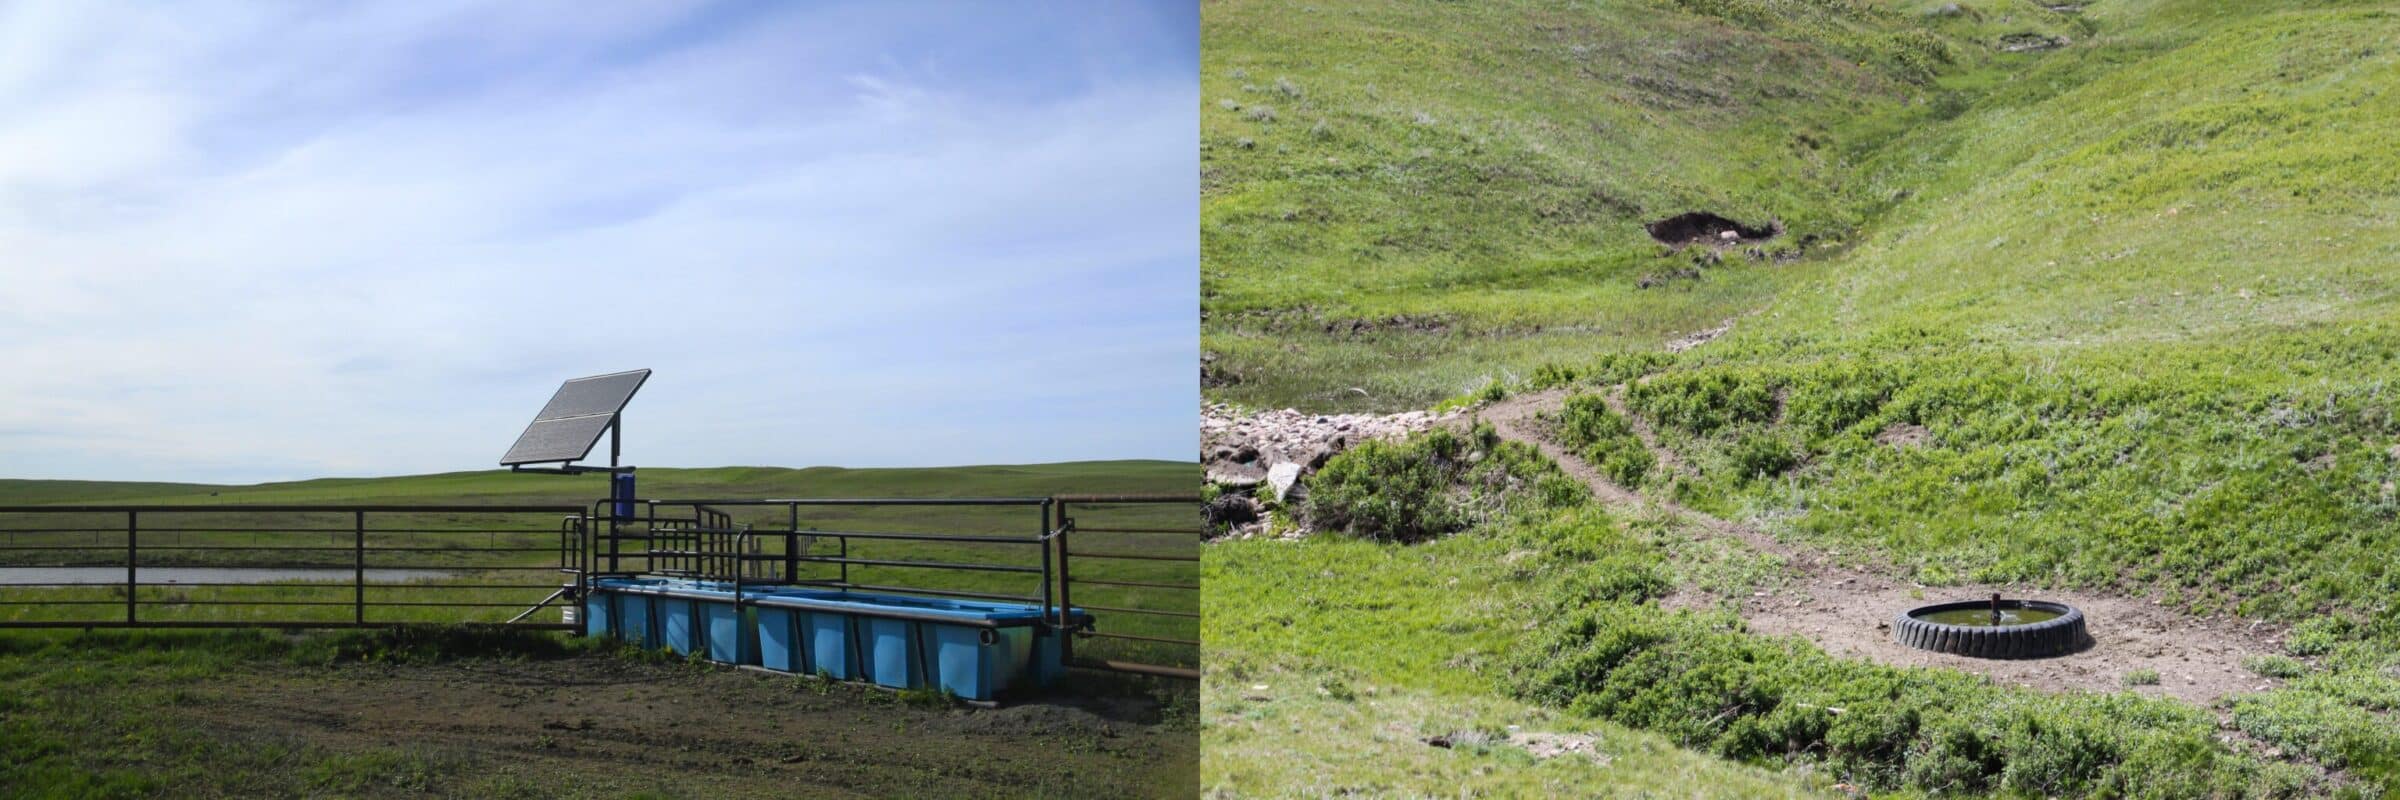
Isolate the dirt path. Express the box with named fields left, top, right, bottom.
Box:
left=1601, top=384, right=1689, bottom=481
left=1471, top=389, right=2288, bottom=707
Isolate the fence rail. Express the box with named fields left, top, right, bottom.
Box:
left=1054, top=495, right=1200, bottom=680
left=0, top=505, right=586, bottom=630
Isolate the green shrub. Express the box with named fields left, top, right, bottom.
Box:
left=1547, top=551, right=1670, bottom=610
left=1587, top=436, right=1656, bottom=487
left=1782, top=358, right=1903, bottom=439
left=2245, top=654, right=2310, bottom=680
left=2229, top=691, right=2399, bottom=770
left=1729, top=432, right=1799, bottom=481
left=1628, top=370, right=1778, bottom=435
left=1478, top=378, right=1508, bottom=403
left=1433, top=377, right=1510, bottom=412
left=1583, top=352, right=1673, bottom=386
left=2283, top=616, right=2352, bottom=657
left=1304, top=437, right=1460, bottom=542
left=1554, top=394, right=1656, bottom=486
left=2124, top=669, right=2161, bottom=687
left=1506, top=603, right=2308, bottom=797
left=1528, top=362, right=1580, bottom=390
left=1902, top=715, right=2000, bottom=794
left=1303, top=425, right=1583, bottom=542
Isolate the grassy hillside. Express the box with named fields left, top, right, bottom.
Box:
left=1201, top=0, right=2080, bottom=409
left=1565, top=8, right=2400, bottom=778
left=1206, top=508, right=1840, bottom=798
left=1205, top=0, right=2400, bottom=795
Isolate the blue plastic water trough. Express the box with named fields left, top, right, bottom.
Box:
left=582, top=577, right=1088, bottom=701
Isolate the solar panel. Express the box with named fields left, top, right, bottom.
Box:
left=500, top=415, right=618, bottom=465
left=532, top=369, right=649, bottom=421
left=500, top=369, right=650, bottom=466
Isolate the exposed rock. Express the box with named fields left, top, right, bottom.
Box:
left=1202, top=402, right=1457, bottom=538
left=1205, top=467, right=1263, bottom=488
left=1667, top=318, right=1736, bottom=353
left=2000, top=33, right=2070, bottom=53
left=1511, top=731, right=1609, bottom=763
left=1265, top=462, right=1305, bottom=503
left=1202, top=403, right=1450, bottom=479
left=1203, top=493, right=1261, bottom=528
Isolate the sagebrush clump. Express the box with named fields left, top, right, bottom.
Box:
left=1506, top=602, right=2317, bottom=797
left=1303, top=425, right=1583, bottom=542
left=1553, top=394, right=1655, bottom=487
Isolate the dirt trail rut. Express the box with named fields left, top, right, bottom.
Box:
left=1470, top=389, right=2287, bottom=707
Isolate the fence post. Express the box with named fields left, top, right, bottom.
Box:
left=125, top=511, right=137, bottom=625
left=578, top=513, right=592, bottom=598
left=1056, top=502, right=1075, bottom=664
left=606, top=502, right=621, bottom=574
left=786, top=503, right=799, bottom=584
left=1038, top=500, right=1055, bottom=630
left=354, top=511, right=366, bottom=624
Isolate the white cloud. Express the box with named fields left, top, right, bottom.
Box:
left=0, top=2, right=1196, bottom=482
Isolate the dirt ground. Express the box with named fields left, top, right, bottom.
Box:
left=176, top=654, right=1197, bottom=799
left=1474, top=389, right=2285, bottom=707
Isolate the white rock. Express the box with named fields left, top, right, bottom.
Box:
left=1266, top=462, right=1305, bottom=503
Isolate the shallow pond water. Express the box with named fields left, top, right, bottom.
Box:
left=1916, top=606, right=2066, bottom=627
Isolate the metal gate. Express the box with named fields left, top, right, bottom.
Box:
left=1052, top=494, right=1200, bottom=680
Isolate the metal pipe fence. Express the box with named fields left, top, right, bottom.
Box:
left=0, top=505, right=586, bottom=629
left=1054, top=495, right=1200, bottom=680
left=0, top=493, right=1202, bottom=680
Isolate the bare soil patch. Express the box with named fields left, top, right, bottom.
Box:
left=1475, top=390, right=2287, bottom=707
left=171, top=654, right=1195, bottom=799
left=2000, top=33, right=2071, bottom=53
left=1666, top=319, right=1738, bottom=354
left=1875, top=422, right=1932, bottom=448
left=1645, top=212, right=1780, bottom=247
left=1321, top=314, right=1452, bottom=337
left=1511, top=731, right=1609, bottom=763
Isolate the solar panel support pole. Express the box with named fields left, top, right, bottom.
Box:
left=607, top=416, right=621, bottom=574
left=497, top=369, right=648, bottom=577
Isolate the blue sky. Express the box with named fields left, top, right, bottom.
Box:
left=0, top=1, right=1197, bottom=483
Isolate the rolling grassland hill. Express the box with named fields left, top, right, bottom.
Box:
left=1204, top=1, right=2400, bottom=796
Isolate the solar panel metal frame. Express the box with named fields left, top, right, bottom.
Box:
left=500, top=369, right=650, bottom=466
left=530, top=369, right=650, bottom=422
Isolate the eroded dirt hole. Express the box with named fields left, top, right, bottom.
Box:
left=2000, top=33, right=2071, bottom=53
left=1645, top=212, right=1781, bottom=247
